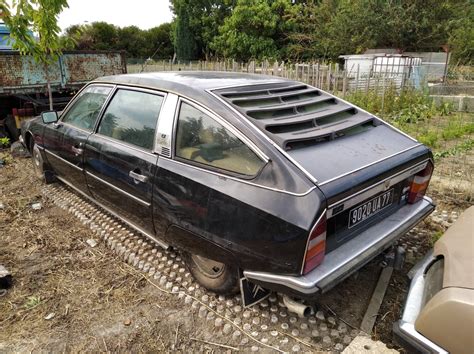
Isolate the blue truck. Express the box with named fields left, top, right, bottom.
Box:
left=0, top=23, right=126, bottom=141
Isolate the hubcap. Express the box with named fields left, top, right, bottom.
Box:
left=191, top=255, right=225, bottom=278
left=33, top=148, right=41, bottom=168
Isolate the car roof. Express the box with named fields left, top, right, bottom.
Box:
left=95, top=71, right=291, bottom=94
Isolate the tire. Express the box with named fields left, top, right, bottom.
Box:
left=31, top=142, right=46, bottom=181
left=183, top=252, right=240, bottom=295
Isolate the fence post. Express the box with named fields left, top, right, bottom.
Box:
left=342, top=69, right=347, bottom=97
left=327, top=63, right=331, bottom=91
left=381, top=75, right=386, bottom=114
left=355, top=64, right=360, bottom=93
left=315, top=63, right=320, bottom=88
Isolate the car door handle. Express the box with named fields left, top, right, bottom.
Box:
left=71, top=146, right=83, bottom=155
left=129, top=170, right=148, bottom=183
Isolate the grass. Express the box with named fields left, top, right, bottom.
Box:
left=344, top=88, right=474, bottom=158
left=24, top=296, right=41, bottom=310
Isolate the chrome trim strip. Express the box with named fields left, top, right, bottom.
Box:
left=162, top=157, right=316, bottom=197
left=91, top=80, right=270, bottom=162
left=207, top=89, right=318, bottom=184
left=55, top=176, right=168, bottom=250
left=300, top=209, right=327, bottom=274
left=85, top=171, right=151, bottom=207
left=44, top=149, right=83, bottom=172
left=244, top=197, right=435, bottom=295
left=319, top=144, right=423, bottom=186
left=327, top=160, right=430, bottom=217
left=394, top=251, right=448, bottom=353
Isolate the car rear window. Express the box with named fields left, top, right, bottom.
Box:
left=175, top=102, right=264, bottom=176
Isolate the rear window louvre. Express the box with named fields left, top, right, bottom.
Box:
left=216, top=82, right=377, bottom=150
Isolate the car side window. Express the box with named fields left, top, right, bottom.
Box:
left=61, top=85, right=112, bottom=131
left=175, top=102, right=264, bottom=176
left=97, top=89, right=163, bottom=150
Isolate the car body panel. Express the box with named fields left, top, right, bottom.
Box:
left=286, top=124, right=419, bottom=184
left=394, top=206, right=474, bottom=353
left=154, top=156, right=325, bottom=274
left=433, top=206, right=474, bottom=289
left=84, top=133, right=158, bottom=234
left=416, top=287, right=474, bottom=354
left=244, top=196, right=434, bottom=296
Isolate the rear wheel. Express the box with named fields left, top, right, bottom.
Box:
left=183, top=253, right=239, bottom=295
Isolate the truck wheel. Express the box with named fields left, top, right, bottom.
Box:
left=31, top=142, right=46, bottom=181
left=184, top=253, right=239, bottom=295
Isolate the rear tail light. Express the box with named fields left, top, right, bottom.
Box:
left=408, top=161, right=433, bottom=204
left=303, top=211, right=327, bottom=275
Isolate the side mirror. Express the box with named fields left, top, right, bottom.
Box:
left=41, top=111, right=58, bottom=124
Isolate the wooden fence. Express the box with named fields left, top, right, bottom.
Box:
left=127, top=59, right=417, bottom=97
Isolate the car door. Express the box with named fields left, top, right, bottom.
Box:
left=43, top=84, right=113, bottom=195
left=84, top=87, right=164, bottom=237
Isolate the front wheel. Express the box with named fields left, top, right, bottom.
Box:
left=183, top=252, right=239, bottom=295
left=31, top=142, right=45, bottom=181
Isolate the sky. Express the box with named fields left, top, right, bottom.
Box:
left=57, top=0, right=174, bottom=31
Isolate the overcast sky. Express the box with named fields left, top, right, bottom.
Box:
left=57, top=0, right=174, bottom=31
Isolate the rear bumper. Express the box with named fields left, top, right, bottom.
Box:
left=392, top=251, right=447, bottom=353
left=244, top=196, right=435, bottom=297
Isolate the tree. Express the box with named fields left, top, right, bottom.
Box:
left=447, top=1, right=473, bottom=65
left=380, top=0, right=462, bottom=52
left=1, top=0, right=71, bottom=109
left=211, top=0, right=295, bottom=62
left=117, top=26, right=146, bottom=58
left=174, top=4, right=198, bottom=60
left=144, top=23, right=174, bottom=59
left=170, top=0, right=234, bottom=60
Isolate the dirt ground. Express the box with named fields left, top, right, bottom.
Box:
left=0, top=152, right=471, bottom=352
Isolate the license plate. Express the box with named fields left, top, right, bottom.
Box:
left=348, top=189, right=394, bottom=228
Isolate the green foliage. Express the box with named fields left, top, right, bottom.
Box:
left=211, top=0, right=296, bottom=61
left=61, top=22, right=174, bottom=59
left=434, top=139, right=474, bottom=159
left=345, top=88, right=451, bottom=126
left=170, top=0, right=233, bottom=60
left=448, top=7, right=474, bottom=65
left=0, top=137, right=11, bottom=147
left=179, top=0, right=468, bottom=63
left=441, top=119, right=474, bottom=141
left=174, top=3, right=198, bottom=61
left=1, top=0, right=71, bottom=63
left=345, top=90, right=474, bottom=158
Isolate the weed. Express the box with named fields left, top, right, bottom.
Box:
left=24, top=296, right=41, bottom=309
left=431, top=230, right=444, bottom=246
left=434, top=139, right=474, bottom=159
left=441, top=121, right=474, bottom=141
left=0, top=137, right=10, bottom=147
left=418, top=131, right=439, bottom=148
